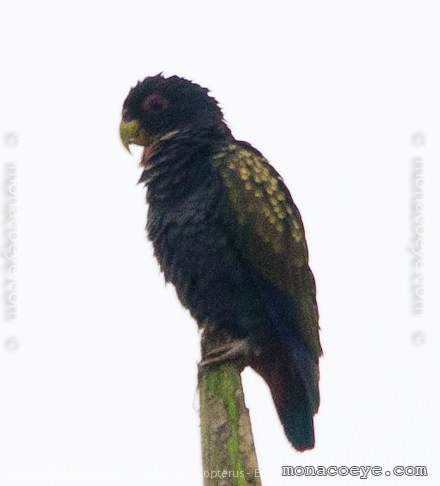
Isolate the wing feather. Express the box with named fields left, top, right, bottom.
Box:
left=211, top=142, right=322, bottom=360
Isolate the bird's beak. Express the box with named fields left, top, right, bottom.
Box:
left=119, top=119, right=144, bottom=154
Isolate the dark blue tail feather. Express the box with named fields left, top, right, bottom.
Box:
left=249, top=266, right=319, bottom=410
left=246, top=263, right=318, bottom=449
left=277, top=359, right=315, bottom=450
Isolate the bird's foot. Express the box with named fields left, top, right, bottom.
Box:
left=199, top=338, right=251, bottom=370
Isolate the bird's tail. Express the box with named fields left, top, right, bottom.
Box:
left=252, top=351, right=315, bottom=451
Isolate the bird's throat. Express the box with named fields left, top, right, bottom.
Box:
left=141, top=144, right=156, bottom=167
left=140, top=130, right=180, bottom=168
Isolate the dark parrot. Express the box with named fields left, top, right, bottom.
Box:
left=119, top=74, right=322, bottom=451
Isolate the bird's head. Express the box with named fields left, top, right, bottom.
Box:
left=119, top=74, right=228, bottom=153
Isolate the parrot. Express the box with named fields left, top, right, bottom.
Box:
left=119, top=74, right=322, bottom=451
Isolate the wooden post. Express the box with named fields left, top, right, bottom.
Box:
left=199, top=327, right=262, bottom=486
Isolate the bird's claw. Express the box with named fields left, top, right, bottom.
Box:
left=199, top=338, right=251, bottom=370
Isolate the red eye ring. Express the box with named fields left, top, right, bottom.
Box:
left=142, top=94, right=169, bottom=113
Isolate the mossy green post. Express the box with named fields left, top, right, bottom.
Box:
left=199, top=327, right=262, bottom=486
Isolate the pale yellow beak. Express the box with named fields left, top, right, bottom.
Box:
left=119, top=119, right=148, bottom=154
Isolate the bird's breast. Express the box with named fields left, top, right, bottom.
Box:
left=146, top=175, right=226, bottom=277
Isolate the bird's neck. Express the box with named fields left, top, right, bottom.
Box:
left=139, top=127, right=232, bottom=205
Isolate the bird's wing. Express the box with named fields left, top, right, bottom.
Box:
left=211, top=141, right=322, bottom=361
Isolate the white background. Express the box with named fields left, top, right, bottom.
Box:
left=1, top=1, right=439, bottom=484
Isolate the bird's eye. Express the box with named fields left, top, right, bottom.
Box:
left=143, top=94, right=169, bottom=114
